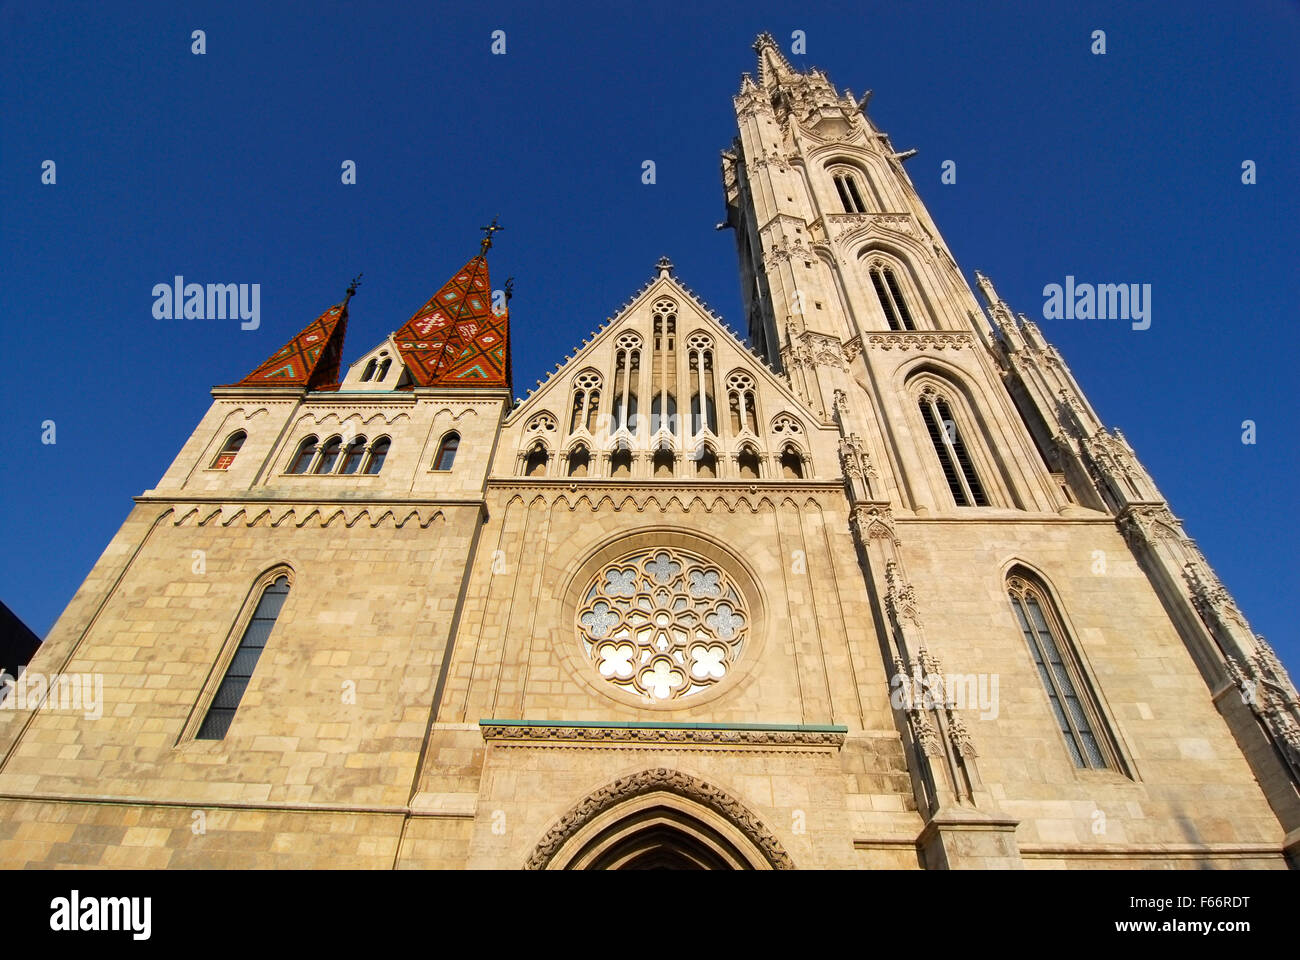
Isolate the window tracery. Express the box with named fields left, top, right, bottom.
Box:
left=577, top=549, right=749, bottom=702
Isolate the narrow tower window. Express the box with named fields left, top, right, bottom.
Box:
left=1007, top=573, right=1113, bottom=770
left=196, top=574, right=290, bottom=740
left=434, top=432, right=459, bottom=471
left=870, top=265, right=917, bottom=331
left=212, top=431, right=246, bottom=470
left=314, top=436, right=342, bottom=474
left=289, top=436, right=318, bottom=474
left=918, top=391, right=988, bottom=506
left=340, top=436, right=367, bottom=475
left=363, top=437, right=390, bottom=475
left=833, top=171, right=868, bottom=214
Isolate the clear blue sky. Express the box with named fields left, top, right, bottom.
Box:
left=2, top=1, right=1297, bottom=674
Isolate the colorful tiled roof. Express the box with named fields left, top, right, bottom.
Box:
left=234, top=302, right=349, bottom=389
left=392, top=255, right=510, bottom=388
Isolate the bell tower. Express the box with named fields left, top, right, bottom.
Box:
left=722, top=33, right=1300, bottom=866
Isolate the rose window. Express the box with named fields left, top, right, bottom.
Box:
left=577, top=549, right=749, bottom=702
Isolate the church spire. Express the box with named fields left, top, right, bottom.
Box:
left=230, top=289, right=352, bottom=390
left=390, top=227, right=511, bottom=389
left=753, top=32, right=796, bottom=88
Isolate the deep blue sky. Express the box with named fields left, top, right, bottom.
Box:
left=2, top=1, right=1297, bottom=674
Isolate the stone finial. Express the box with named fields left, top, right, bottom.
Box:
left=655, top=256, right=674, bottom=278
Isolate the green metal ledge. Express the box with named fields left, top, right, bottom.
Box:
left=480, top=719, right=847, bottom=733
left=478, top=719, right=848, bottom=747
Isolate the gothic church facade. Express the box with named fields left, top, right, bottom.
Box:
left=2, top=35, right=1296, bottom=869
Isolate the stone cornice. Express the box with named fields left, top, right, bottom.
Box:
left=131, top=498, right=486, bottom=529
left=866, top=332, right=975, bottom=351
left=480, top=720, right=847, bottom=749
left=489, top=479, right=842, bottom=494
left=485, top=482, right=846, bottom=515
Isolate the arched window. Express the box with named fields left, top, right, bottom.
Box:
left=695, top=445, right=717, bottom=478
left=651, top=299, right=679, bottom=436
left=361, top=359, right=377, bottom=382
left=313, top=436, right=342, bottom=474
left=726, top=372, right=758, bottom=435
left=571, top=372, right=602, bottom=433
left=613, top=335, right=641, bottom=435
left=376, top=358, right=392, bottom=381
left=568, top=444, right=590, bottom=477
left=869, top=264, right=917, bottom=331
left=780, top=445, right=804, bottom=479
left=653, top=445, right=675, bottom=478
left=433, top=432, right=459, bottom=471
left=289, top=436, right=318, bottom=474
left=196, top=573, right=290, bottom=740
left=737, top=445, right=761, bottom=479
left=918, top=387, right=987, bottom=506
left=687, top=334, right=717, bottom=435
left=340, top=436, right=367, bottom=475
left=651, top=393, right=678, bottom=434
left=610, top=446, right=632, bottom=478
left=832, top=169, right=868, bottom=213
left=524, top=442, right=548, bottom=477
left=1007, top=572, right=1115, bottom=770
left=212, top=431, right=246, bottom=470
left=363, top=437, right=390, bottom=475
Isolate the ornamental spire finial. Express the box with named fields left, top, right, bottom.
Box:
left=342, top=272, right=363, bottom=308
left=480, top=216, right=504, bottom=254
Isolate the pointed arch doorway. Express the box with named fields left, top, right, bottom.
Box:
left=569, top=805, right=754, bottom=870
left=525, top=768, right=794, bottom=871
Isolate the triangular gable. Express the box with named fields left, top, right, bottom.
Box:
left=234, top=302, right=349, bottom=389
left=392, top=255, right=510, bottom=389
left=506, top=265, right=819, bottom=428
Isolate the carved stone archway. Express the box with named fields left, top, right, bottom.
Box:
left=524, top=767, right=794, bottom=870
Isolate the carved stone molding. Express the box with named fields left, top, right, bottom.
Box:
left=866, top=332, right=974, bottom=351
left=165, top=502, right=447, bottom=529
left=849, top=502, right=897, bottom=543
left=524, top=767, right=795, bottom=870
left=1183, top=560, right=1249, bottom=633
left=885, top=560, right=921, bottom=626
left=823, top=213, right=914, bottom=239
left=1118, top=503, right=1182, bottom=551
left=832, top=389, right=849, bottom=422
left=838, top=434, right=865, bottom=480
left=481, top=723, right=845, bottom=749
left=490, top=484, right=842, bottom=516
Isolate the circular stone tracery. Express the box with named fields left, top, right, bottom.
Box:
left=577, top=549, right=749, bottom=702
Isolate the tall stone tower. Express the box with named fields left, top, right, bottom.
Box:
left=0, top=35, right=1295, bottom=870
left=719, top=33, right=1299, bottom=866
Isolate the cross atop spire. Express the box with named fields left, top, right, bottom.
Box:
left=342, top=272, right=363, bottom=308
left=480, top=217, right=504, bottom=254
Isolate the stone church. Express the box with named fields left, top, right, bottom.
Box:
left=2, top=34, right=1296, bottom=870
